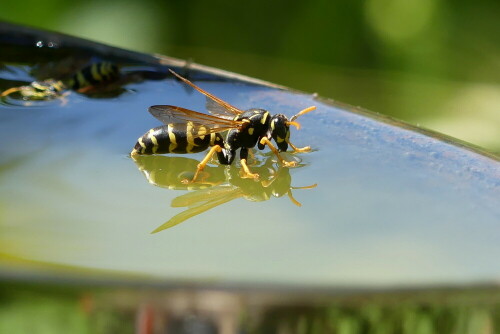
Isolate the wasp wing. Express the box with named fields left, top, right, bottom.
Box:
left=205, top=97, right=238, bottom=120
left=170, top=69, right=243, bottom=117
left=149, top=105, right=245, bottom=137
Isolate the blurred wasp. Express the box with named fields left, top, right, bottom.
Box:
left=131, top=69, right=315, bottom=182
left=1, top=62, right=119, bottom=100
left=131, top=154, right=317, bottom=232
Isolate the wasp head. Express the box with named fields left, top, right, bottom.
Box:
left=269, top=106, right=315, bottom=152
left=270, top=114, right=291, bottom=152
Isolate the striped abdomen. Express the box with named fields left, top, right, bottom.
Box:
left=66, top=62, right=119, bottom=90
left=131, top=123, right=224, bottom=155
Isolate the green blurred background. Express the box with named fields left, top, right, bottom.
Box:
left=2, top=0, right=499, bottom=154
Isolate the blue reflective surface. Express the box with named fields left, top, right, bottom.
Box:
left=0, top=27, right=499, bottom=289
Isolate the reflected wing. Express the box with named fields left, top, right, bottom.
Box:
left=151, top=186, right=244, bottom=233
left=170, top=69, right=243, bottom=116
left=149, top=105, right=245, bottom=135
left=171, top=185, right=240, bottom=207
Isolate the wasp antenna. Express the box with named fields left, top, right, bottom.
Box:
left=286, top=120, right=301, bottom=130
left=287, top=189, right=302, bottom=207
left=290, top=106, right=316, bottom=122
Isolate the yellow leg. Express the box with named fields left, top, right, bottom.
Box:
left=184, top=145, right=222, bottom=183
left=260, top=137, right=297, bottom=167
left=1, top=87, right=22, bottom=97
left=240, top=158, right=259, bottom=180
left=287, top=140, right=311, bottom=153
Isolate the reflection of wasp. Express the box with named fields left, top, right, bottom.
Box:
left=132, top=154, right=226, bottom=191
left=131, top=69, right=315, bottom=182
left=131, top=154, right=317, bottom=232
left=1, top=62, right=119, bottom=100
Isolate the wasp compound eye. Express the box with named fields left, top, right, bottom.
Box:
left=270, top=114, right=289, bottom=152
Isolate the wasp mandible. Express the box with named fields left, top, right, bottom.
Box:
left=131, top=69, right=315, bottom=182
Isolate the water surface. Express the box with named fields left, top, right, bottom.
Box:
left=0, top=32, right=499, bottom=290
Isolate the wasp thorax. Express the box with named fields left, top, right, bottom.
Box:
left=270, top=114, right=290, bottom=152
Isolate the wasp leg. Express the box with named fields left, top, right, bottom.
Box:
left=185, top=145, right=223, bottom=183
left=1, top=87, right=23, bottom=97
left=260, top=137, right=297, bottom=167
left=59, top=91, right=71, bottom=107
left=240, top=159, right=259, bottom=179
left=239, top=148, right=259, bottom=180
left=287, top=140, right=311, bottom=153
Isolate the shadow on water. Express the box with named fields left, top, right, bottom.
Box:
left=132, top=154, right=317, bottom=233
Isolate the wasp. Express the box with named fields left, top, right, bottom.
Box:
left=1, top=62, right=119, bottom=100
left=64, top=61, right=120, bottom=92
left=131, top=69, right=315, bottom=182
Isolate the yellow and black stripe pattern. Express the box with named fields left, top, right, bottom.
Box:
left=65, top=62, right=119, bottom=90
left=1, top=62, right=120, bottom=100
left=131, top=122, right=225, bottom=155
